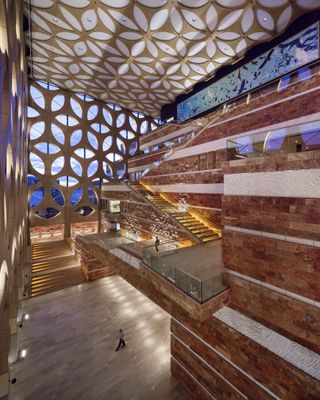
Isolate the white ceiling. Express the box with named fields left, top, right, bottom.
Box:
left=26, top=0, right=320, bottom=117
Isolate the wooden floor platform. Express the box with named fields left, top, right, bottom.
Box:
left=31, top=240, right=87, bottom=297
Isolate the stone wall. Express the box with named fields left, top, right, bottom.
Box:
left=75, top=235, right=229, bottom=321
left=171, top=316, right=320, bottom=400
left=130, top=55, right=320, bottom=400
left=120, top=202, right=191, bottom=242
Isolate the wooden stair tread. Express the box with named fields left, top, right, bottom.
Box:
left=31, top=239, right=86, bottom=297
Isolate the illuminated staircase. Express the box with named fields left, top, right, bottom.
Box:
left=31, top=240, right=87, bottom=297
left=129, top=182, right=220, bottom=243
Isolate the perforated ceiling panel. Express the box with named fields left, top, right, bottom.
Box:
left=26, top=0, right=320, bottom=117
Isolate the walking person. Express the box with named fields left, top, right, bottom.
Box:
left=155, top=236, right=160, bottom=252
left=115, top=328, right=126, bottom=351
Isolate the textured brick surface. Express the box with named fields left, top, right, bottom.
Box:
left=120, top=202, right=192, bottom=241
left=128, top=148, right=167, bottom=168
left=166, top=193, right=222, bottom=209
left=76, top=237, right=320, bottom=399
left=171, top=322, right=274, bottom=400
left=30, top=224, right=64, bottom=238
left=223, top=195, right=320, bottom=240
left=224, top=273, right=320, bottom=354
left=75, top=237, right=229, bottom=320
left=101, top=190, right=144, bottom=202
left=189, top=74, right=320, bottom=146
left=140, top=123, right=182, bottom=146
left=171, top=315, right=320, bottom=400
left=171, top=335, right=244, bottom=400
left=75, top=237, right=114, bottom=280
left=222, top=230, right=320, bottom=302
left=143, top=151, right=217, bottom=176
left=222, top=150, right=320, bottom=174
left=171, top=359, right=212, bottom=400
left=142, top=170, right=223, bottom=186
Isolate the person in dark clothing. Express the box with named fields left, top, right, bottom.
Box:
left=115, top=329, right=126, bottom=351
left=155, top=236, right=160, bottom=252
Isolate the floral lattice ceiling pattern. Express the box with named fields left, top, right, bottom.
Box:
left=26, top=0, right=320, bottom=117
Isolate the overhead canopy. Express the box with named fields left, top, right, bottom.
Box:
left=26, top=0, right=319, bottom=117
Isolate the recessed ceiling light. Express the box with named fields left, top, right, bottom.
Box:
left=192, top=18, right=197, bottom=22
left=263, top=17, right=267, bottom=22
left=87, top=17, right=92, bottom=22
left=122, top=17, right=126, bottom=22
left=53, top=18, right=58, bottom=22
left=19, top=349, right=27, bottom=359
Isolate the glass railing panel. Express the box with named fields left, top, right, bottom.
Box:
left=227, top=120, right=320, bottom=160
left=187, top=275, right=202, bottom=302
left=97, top=236, right=133, bottom=249
left=201, top=274, right=227, bottom=302
left=142, top=241, right=226, bottom=303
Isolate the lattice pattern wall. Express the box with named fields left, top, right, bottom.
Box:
left=28, top=80, right=157, bottom=237
left=0, top=0, right=30, bottom=397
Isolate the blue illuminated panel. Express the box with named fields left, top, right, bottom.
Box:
left=177, top=23, right=319, bottom=122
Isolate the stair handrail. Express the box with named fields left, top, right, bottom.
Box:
left=120, top=181, right=202, bottom=244
left=140, top=122, right=206, bottom=178
left=141, top=116, right=217, bottom=179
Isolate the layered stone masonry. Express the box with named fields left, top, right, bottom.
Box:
left=223, top=195, right=320, bottom=241
left=223, top=229, right=320, bottom=302
left=188, top=68, right=320, bottom=146
left=75, top=235, right=229, bottom=321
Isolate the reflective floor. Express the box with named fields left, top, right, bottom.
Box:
left=10, top=276, right=190, bottom=400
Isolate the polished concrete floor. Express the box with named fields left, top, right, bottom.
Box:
left=163, top=239, right=222, bottom=280
left=10, top=276, right=191, bottom=400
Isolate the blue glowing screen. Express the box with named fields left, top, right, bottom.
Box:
left=177, top=23, right=319, bottom=121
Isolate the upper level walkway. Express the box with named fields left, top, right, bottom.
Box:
left=75, top=232, right=229, bottom=320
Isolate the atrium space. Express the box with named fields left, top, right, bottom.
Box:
left=1, top=1, right=320, bottom=399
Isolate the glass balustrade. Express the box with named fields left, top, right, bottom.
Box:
left=227, top=120, right=320, bottom=160
left=142, top=241, right=227, bottom=303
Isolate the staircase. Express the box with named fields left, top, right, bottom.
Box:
left=129, top=182, right=220, bottom=243
left=31, top=240, right=87, bottom=297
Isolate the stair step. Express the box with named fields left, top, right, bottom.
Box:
left=180, top=220, right=201, bottom=225
left=32, top=270, right=84, bottom=285
left=32, top=261, right=76, bottom=270
left=32, top=264, right=77, bottom=274
left=179, top=220, right=200, bottom=226
left=32, top=255, right=75, bottom=266
left=32, top=275, right=85, bottom=289
left=31, top=239, right=86, bottom=297
left=176, top=216, right=196, bottom=221
left=31, top=279, right=86, bottom=297
left=185, top=226, right=205, bottom=232
left=202, top=236, right=220, bottom=242
left=191, top=229, right=212, bottom=237
left=196, top=231, right=218, bottom=238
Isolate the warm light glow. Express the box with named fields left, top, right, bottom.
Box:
left=189, top=210, right=221, bottom=238
left=19, top=349, right=27, bottom=359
